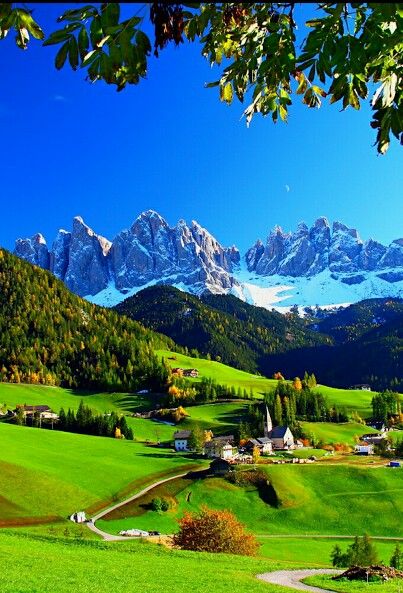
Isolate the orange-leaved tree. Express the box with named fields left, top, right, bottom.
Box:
left=173, top=506, right=259, bottom=556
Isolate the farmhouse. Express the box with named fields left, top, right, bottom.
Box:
left=245, top=437, right=273, bottom=455
left=366, top=420, right=387, bottom=432
left=361, top=433, right=387, bottom=446
left=173, top=430, right=192, bottom=451
left=183, top=368, right=199, bottom=378
left=349, top=384, right=372, bottom=391
left=205, top=435, right=236, bottom=459
left=16, top=405, right=58, bottom=420
left=355, top=442, right=374, bottom=455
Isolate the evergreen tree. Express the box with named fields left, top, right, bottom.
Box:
left=390, top=543, right=402, bottom=569
left=274, top=394, right=283, bottom=426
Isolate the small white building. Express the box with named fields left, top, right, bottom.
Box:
left=355, top=443, right=374, bottom=455
left=70, top=511, right=86, bottom=523
left=174, top=430, right=191, bottom=451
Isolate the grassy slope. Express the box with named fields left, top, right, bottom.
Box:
left=301, top=422, right=378, bottom=445
left=100, top=464, right=403, bottom=538
left=0, top=423, right=202, bottom=524
left=157, top=350, right=377, bottom=415
left=0, top=532, right=284, bottom=593
left=305, top=575, right=403, bottom=593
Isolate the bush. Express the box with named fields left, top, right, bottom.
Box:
left=173, top=506, right=259, bottom=556
left=151, top=497, right=170, bottom=512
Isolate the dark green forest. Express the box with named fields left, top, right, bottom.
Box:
left=114, top=285, right=330, bottom=372
left=115, top=286, right=403, bottom=391
left=0, top=249, right=173, bottom=391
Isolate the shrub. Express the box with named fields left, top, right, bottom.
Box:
left=173, top=506, right=259, bottom=556
left=151, top=497, right=170, bottom=512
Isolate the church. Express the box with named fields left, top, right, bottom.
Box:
left=264, top=407, right=295, bottom=450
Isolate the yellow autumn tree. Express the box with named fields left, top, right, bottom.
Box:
left=293, top=377, right=302, bottom=391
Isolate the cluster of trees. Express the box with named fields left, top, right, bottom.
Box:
left=371, top=390, right=402, bottom=423
left=57, top=401, right=134, bottom=440
left=0, top=250, right=172, bottom=392
left=332, top=536, right=402, bottom=570
left=173, top=506, right=259, bottom=556
left=265, top=380, right=349, bottom=426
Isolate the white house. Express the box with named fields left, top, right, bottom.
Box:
left=174, top=430, right=191, bottom=451
left=355, top=443, right=374, bottom=455
left=204, top=435, right=235, bottom=459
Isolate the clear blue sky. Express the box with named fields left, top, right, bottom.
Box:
left=0, top=3, right=401, bottom=254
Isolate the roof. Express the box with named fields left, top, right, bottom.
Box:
left=173, top=430, right=191, bottom=439
left=269, top=426, right=291, bottom=438
left=257, top=437, right=272, bottom=444
left=20, top=405, right=51, bottom=412
left=210, top=435, right=235, bottom=443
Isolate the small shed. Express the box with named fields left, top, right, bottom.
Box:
left=210, top=458, right=231, bottom=476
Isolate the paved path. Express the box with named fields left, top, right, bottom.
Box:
left=257, top=569, right=342, bottom=593
left=86, top=472, right=189, bottom=541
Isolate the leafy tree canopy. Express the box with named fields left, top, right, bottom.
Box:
left=0, top=2, right=401, bottom=154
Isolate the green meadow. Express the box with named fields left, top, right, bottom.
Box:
left=305, top=574, right=403, bottom=593
left=301, top=422, right=378, bottom=446
left=0, top=531, right=283, bottom=593
left=0, top=423, right=203, bottom=525
left=100, top=464, right=403, bottom=538
left=157, top=350, right=378, bottom=416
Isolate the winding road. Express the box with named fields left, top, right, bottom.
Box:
left=86, top=472, right=189, bottom=541
left=257, top=569, right=342, bottom=593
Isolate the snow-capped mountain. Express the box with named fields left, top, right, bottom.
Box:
left=13, top=212, right=403, bottom=310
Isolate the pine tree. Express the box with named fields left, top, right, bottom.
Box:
left=274, top=394, right=283, bottom=426
left=390, top=543, right=402, bottom=569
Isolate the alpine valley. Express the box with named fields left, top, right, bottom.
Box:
left=13, top=209, right=403, bottom=311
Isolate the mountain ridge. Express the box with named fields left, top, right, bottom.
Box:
left=13, top=210, right=403, bottom=309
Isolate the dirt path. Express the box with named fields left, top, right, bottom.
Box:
left=86, top=472, right=189, bottom=541
left=257, top=569, right=342, bottom=592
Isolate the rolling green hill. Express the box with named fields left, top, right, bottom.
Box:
left=157, top=349, right=377, bottom=416
left=0, top=423, right=201, bottom=525
left=100, top=464, right=403, bottom=538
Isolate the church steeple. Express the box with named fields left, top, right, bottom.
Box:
left=264, top=406, right=273, bottom=437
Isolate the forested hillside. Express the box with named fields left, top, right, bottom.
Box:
left=312, top=298, right=403, bottom=343
left=114, top=286, right=330, bottom=373
left=0, top=249, right=173, bottom=391
left=115, top=286, right=403, bottom=391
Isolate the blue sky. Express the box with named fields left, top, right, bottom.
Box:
left=0, top=3, right=401, bottom=254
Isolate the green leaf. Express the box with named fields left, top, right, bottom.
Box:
left=43, top=29, right=73, bottom=46
left=101, top=3, right=120, bottom=28
left=78, top=26, right=89, bottom=59
left=89, top=15, right=103, bottom=47
left=55, top=40, right=69, bottom=70
left=18, top=11, right=44, bottom=40
left=68, top=36, right=79, bottom=70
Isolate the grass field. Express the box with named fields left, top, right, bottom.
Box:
left=100, top=464, right=403, bottom=538
left=301, top=422, right=378, bottom=446
left=0, top=423, right=204, bottom=525
left=305, top=574, right=403, bottom=593
left=257, top=537, right=398, bottom=567
left=0, top=531, right=286, bottom=593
